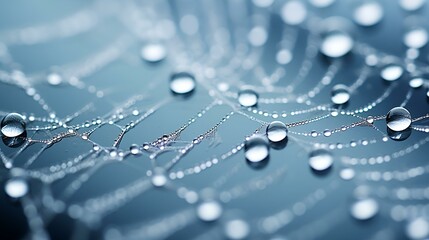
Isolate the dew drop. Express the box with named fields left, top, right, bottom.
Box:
left=323, top=129, right=332, bottom=137
left=224, top=219, right=250, bottom=240
left=311, top=131, right=318, bottom=137
left=320, top=31, right=354, bottom=58
left=399, top=0, right=426, bottom=11
left=380, top=64, right=403, bottom=82
left=409, top=77, right=424, bottom=88
left=353, top=2, right=383, bottom=27
left=276, top=49, right=293, bottom=65
left=238, top=89, right=259, bottom=107
left=309, top=149, right=333, bottom=171
left=281, top=1, right=307, bottom=25
left=197, top=200, right=223, bottom=222
left=248, top=26, right=268, bottom=47
left=340, top=168, right=355, bottom=180
left=129, top=144, right=141, bottom=155
left=350, top=198, right=379, bottom=220
left=266, top=121, right=288, bottom=143
left=404, top=28, right=429, bottom=49
left=331, top=84, right=351, bottom=105
left=244, top=135, right=269, bottom=163
left=47, top=73, right=63, bottom=86
left=386, top=107, right=412, bottom=132
left=170, top=72, right=196, bottom=95
left=151, top=168, right=167, bottom=187
left=5, top=177, right=28, bottom=198
left=406, top=218, right=429, bottom=240
left=1, top=113, right=26, bottom=138
left=141, top=43, right=166, bottom=63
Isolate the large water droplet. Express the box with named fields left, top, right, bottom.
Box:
left=386, top=107, right=412, bottom=132
left=141, top=43, right=166, bottom=63
left=170, top=72, right=196, bottom=95
left=399, top=0, right=426, bottom=11
left=224, top=219, right=250, bottom=239
left=409, top=77, right=425, bottom=88
left=197, top=200, right=223, bottom=222
left=309, top=149, right=333, bottom=171
left=238, top=89, right=259, bottom=107
left=281, top=1, right=307, bottom=25
left=406, top=218, right=429, bottom=240
left=5, top=177, right=28, bottom=198
left=350, top=198, right=379, bottom=220
left=320, top=32, right=354, bottom=58
left=1, top=113, right=26, bottom=138
left=380, top=65, right=403, bottom=82
left=404, top=28, right=428, bottom=49
left=353, top=2, right=383, bottom=27
left=331, top=84, right=350, bottom=105
left=244, top=135, right=269, bottom=163
left=266, top=121, right=288, bottom=143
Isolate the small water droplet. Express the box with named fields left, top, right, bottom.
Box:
left=386, top=107, right=412, bottom=132
left=151, top=168, right=167, bottom=187
left=276, top=49, right=293, bottom=65
left=399, top=0, right=426, bottom=11
left=366, top=116, right=374, bottom=124
left=238, top=89, right=259, bottom=107
left=320, top=31, right=354, bottom=58
left=141, top=43, right=166, bottom=63
left=311, top=131, right=318, bottom=137
left=5, top=177, right=28, bottom=198
left=281, top=1, right=307, bottom=25
left=381, top=64, right=403, bottom=82
left=354, top=2, right=383, bottom=27
left=224, top=219, right=250, bottom=239
left=170, top=72, right=196, bottom=95
left=340, top=168, right=355, bottom=180
left=309, top=149, right=333, bottom=171
left=331, top=84, right=350, bottom=105
left=244, top=135, right=269, bottom=163
left=47, top=73, right=63, bottom=86
left=266, top=121, right=288, bottom=142
left=197, top=200, right=223, bottom=222
left=406, top=218, right=429, bottom=240
left=409, top=77, right=424, bottom=88
left=129, top=144, right=141, bottom=155
left=404, top=28, right=428, bottom=49
left=323, top=129, right=332, bottom=137
left=248, top=26, right=268, bottom=47
left=1, top=113, right=26, bottom=138
left=350, top=198, right=379, bottom=220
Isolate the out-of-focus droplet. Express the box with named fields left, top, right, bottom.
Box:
left=404, top=28, right=428, bottom=49
left=276, top=49, right=293, bottom=65
left=340, top=168, right=355, bottom=180
left=320, top=31, right=354, bottom=58
left=309, top=0, right=335, bottom=8
left=380, top=64, right=403, bottom=82
left=409, top=77, right=424, bottom=88
left=399, top=0, right=426, bottom=11
left=281, top=1, right=307, bottom=25
left=354, top=2, right=383, bottom=27
left=151, top=168, right=168, bottom=187
left=141, top=43, right=167, bottom=63
left=170, top=72, right=196, bottom=95
left=252, top=0, right=274, bottom=8
left=224, top=219, right=250, bottom=240
left=248, top=27, right=268, bottom=47
left=406, top=218, right=429, bottom=240
left=245, top=135, right=269, bottom=163
left=47, top=73, right=63, bottom=86
left=331, top=84, right=351, bottom=105
left=5, top=177, right=28, bottom=199
left=350, top=198, right=379, bottom=220
left=197, top=200, right=223, bottom=222
left=309, top=149, right=333, bottom=171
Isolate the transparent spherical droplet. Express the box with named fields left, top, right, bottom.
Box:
left=224, top=219, right=250, bottom=240
left=141, top=43, right=166, bottom=63
left=406, top=218, right=429, bottom=240
left=353, top=2, right=383, bottom=27
left=309, top=0, right=335, bottom=7
left=1, top=113, right=26, bottom=138
left=266, top=121, right=288, bottom=142
left=248, top=27, right=267, bottom=47
left=170, top=72, right=196, bottom=95
left=129, top=144, right=141, bottom=155
left=399, top=0, right=426, bottom=11
left=409, top=77, right=424, bottom=88
left=404, top=28, right=428, bottom=49
left=381, top=65, right=403, bottom=81
left=340, top=168, right=355, bottom=180
left=5, top=177, right=28, bottom=198
left=197, top=200, right=223, bottom=222
left=151, top=168, right=168, bottom=187
left=276, top=49, right=293, bottom=65
left=350, top=198, right=379, bottom=220
left=238, top=89, right=259, bottom=107
left=244, top=135, right=269, bottom=163
left=320, top=32, right=354, bottom=58
left=281, top=1, right=307, bottom=25
left=331, top=84, right=350, bottom=105
left=47, top=73, right=62, bottom=86
left=323, top=129, right=332, bottom=137
left=309, top=149, right=333, bottom=171
left=386, top=107, right=412, bottom=132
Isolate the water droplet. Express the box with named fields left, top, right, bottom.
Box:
left=404, top=28, right=428, bottom=49
left=311, top=131, right=318, bottom=137
left=331, top=84, right=350, bottom=105
left=350, top=198, right=379, bottom=220
left=309, top=0, right=335, bottom=8
left=387, top=127, right=412, bottom=141
left=276, top=49, right=293, bottom=65
left=409, top=77, right=424, bottom=88
left=281, top=1, right=307, bottom=25
left=399, top=0, right=426, bottom=11
left=224, top=219, right=250, bottom=239
left=244, top=135, right=269, bottom=163
left=47, top=73, right=63, bottom=86
left=366, top=116, right=374, bottom=124
left=323, top=129, right=332, bottom=137
left=340, top=168, right=355, bottom=180
left=381, top=65, right=403, bottom=82
left=238, top=89, right=259, bottom=107
left=151, top=168, right=167, bottom=187
left=1, top=113, right=26, bottom=138
left=406, top=218, right=429, bottom=240
left=266, top=121, right=288, bottom=142
left=320, top=31, right=354, bottom=58
left=386, top=107, right=412, bottom=132
left=129, top=144, right=141, bottom=155
left=353, top=2, right=383, bottom=27
left=309, top=149, right=333, bottom=171
left=141, top=43, right=166, bottom=63
left=197, top=200, right=223, bottom=222
left=170, top=72, right=196, bottom=95
left=5, top=177, right=28, bottom=198
left=248, top=26, right=268, bottom=47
